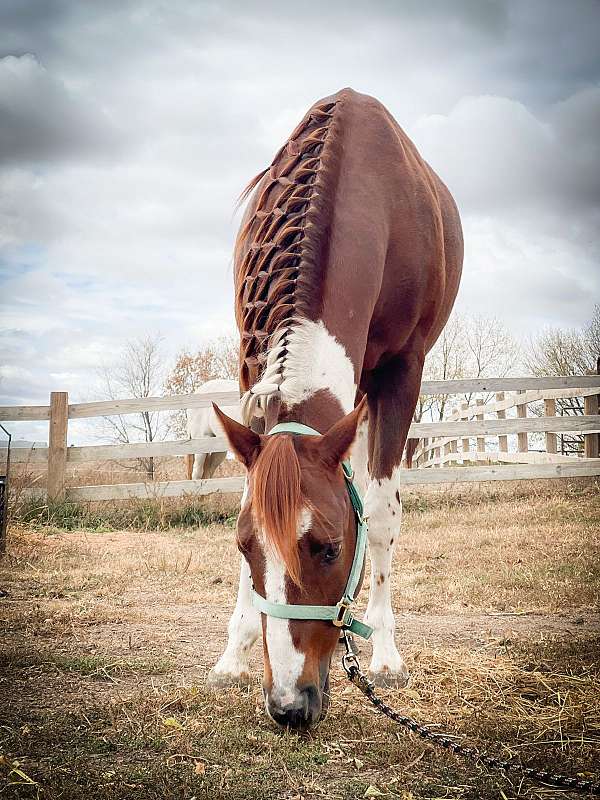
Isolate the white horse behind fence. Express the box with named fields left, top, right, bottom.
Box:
left=186, top=379, right=242, bottom=480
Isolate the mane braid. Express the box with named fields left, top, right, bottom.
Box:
left=234, top=97, right=343, bottom=420
left=252, top=436, right=303, bottom=587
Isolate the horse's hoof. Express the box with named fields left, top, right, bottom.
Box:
left=368, top=667, right=410, bottom=688
left=206, top=668, right=252, bottom=689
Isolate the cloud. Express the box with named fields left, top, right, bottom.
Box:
left=0, top=0, right=599, bottom=440
left=0, top=53, right=121, bottom=164
left=411, top=90, right=600, bottom=224
left=409, top=89, right=600, bottom=330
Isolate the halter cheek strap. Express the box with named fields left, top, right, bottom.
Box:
left=250, top=421, right=373, bottom=640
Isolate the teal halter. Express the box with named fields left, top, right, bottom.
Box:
left=250, top=421, right=373, bottom=640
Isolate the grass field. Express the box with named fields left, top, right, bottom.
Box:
left=1, top=479, right=599, bottom=799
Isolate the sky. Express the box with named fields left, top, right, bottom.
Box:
left=1, top=0, right=599, bottom=442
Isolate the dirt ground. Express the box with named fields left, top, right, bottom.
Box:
left=1, top=480, right=599, bottom=799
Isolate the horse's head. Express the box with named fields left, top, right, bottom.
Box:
left=214, top=400, right=367, bottom=729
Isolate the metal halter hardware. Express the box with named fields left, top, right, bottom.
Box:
left=250, top=421, right=373, bottom=640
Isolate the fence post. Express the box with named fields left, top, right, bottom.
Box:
left=450, top=406, right=458, bottom=462
left=544, top=398, right=557, bottom=455
left=443, top=441, right=450, bottom=464
left=420, top=438, right=429, bottom=467
left=517, top=390, right=528, bottom=454
left=460, top=402, right=470, bottom=464
left=496, top=392, right=508, bottom=456
left=48, top=392, right=68, bottom=502
left=476, top=399, right=485, bottom=459
left=584, top=359, right=600, bottom=458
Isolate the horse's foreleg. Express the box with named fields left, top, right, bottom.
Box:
left=191, top=453, right=205, bottom=480
left=185, top=453, right=194, bottom=480
left=350, top=417, right=370, bottom=497
left=201, top=451, right=227, bottom=479
left=206, top=555, right=261, bottom=687
left=363, top=350, right=424, bottom=687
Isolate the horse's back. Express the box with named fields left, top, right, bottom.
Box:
left=316, top=88, right=462, bottom=368
left=236, top=88, right=463, bottom=382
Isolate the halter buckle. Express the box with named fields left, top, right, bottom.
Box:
left=333, top=598, right=353, bottom=628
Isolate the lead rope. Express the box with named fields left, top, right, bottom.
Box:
left=340, top=633, right=600, bottom=796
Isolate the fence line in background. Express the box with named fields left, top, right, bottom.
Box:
left=1, top=374, right=599, bottom=502
left=21, top=462, right=600, bottom=503
left=412, top=368, right=600, bottom=472
left=6, top=416, right=600, bottom=468
left=3, top=376, right=600, bottom=423
left=585, top=389, right=600, bottom=458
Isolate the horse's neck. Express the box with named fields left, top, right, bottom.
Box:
left=262, top=316, right=358, bottom=432
left=266, top=391, right=345, bottom=434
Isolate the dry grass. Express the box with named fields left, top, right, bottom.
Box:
left=397, top=484, right=600, bottom=613
left=0, top=480, right=599, bottom=799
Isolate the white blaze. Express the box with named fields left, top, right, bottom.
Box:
left=262, top=509, right=312, bottom=707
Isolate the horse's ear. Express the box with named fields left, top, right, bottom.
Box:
left=212, top=403, right=261, bottom=468
left=317, top=396, right=367, bottom=468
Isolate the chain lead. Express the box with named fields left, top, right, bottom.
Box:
left=340, top=634, right=600, bottom=796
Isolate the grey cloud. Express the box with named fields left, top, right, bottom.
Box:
left=0, top=53, right=121, bottom=164
left=0, top=0, right=599, bottom=439
left=411, top=89, right=600, bottom=238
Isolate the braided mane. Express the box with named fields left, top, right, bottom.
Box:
left=234, top=97, right=342, bottom=421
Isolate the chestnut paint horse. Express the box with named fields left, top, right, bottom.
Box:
left=210, top=88, right=463, bottom=729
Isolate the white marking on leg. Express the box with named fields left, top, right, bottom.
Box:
left=191, top=453, right=206, bottom=480
left=210, top=479, right=259, bottom=681
left=261, top=509, right=312, bottom=707
left=350, top=419, right=369, bottom=497
left=363, top=468, right=408, bottom=679
left=210, top=555, right=261, bottom=680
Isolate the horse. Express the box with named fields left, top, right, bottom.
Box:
left=209, top=88, right=463, bottom=729
left=185, top=379, right=242, bottom=480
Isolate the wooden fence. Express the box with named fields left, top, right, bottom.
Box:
left=1, top=375, right=599, bottom=503
left=411, top=382, right=600, bottom=468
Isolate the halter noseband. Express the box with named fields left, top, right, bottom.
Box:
left=250, top=421, right=373, bottom=640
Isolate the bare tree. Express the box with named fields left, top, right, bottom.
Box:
left=96, top=334, right=166, bottom=478
left=524, top=328, right=592, bottom=377
left=524, top=304, right=600, bottom=453
left=421, top=313, right=465, bottom=421
left=405, top=313, right=518, bottom=465
left=584, top=305, right=600, bottom=364
left=423, top=312, right=517, bottom=421
left=165, top=335, right=239, bottom=438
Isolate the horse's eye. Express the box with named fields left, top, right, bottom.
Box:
left=323, top=543, right=342, bottom=564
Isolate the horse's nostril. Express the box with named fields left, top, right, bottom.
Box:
left=268, top=686, right=321, bottom=729
left=271, top=705, right=307, bottom=729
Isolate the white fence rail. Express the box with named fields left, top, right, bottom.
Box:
left=3, top=376, right=600, bottom=423
left=1, top=375, right=599, bottom=502
left=412, top=380, right=600, bottom=469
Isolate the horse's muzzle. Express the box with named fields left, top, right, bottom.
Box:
left=266, top=684, right=322, bottom=730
